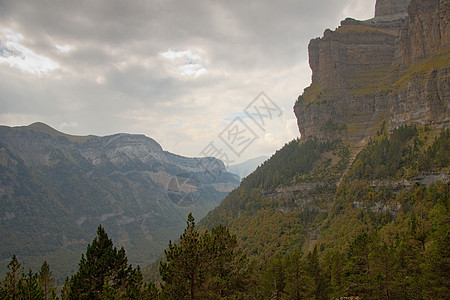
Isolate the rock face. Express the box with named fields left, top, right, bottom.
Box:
left=0, top=122, right=239, bottom=281
left=375, top=0, right=411, bottom=18
left=400, top=0, right=449, bottom=65
left=294, top=0, right=449, bottom=142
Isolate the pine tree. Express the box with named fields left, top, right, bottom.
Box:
left=23, top=268, right=43, bottom=300
left=284, top=250, right=313, bottom=300
left=344, top=232, right=372, bottom=298
left=67, top=224, right=143, bottom=299
left=39, top=261, right=56, bottom=300
left=263, top=255, right=286, bottom=300
left=203, top=225, right=248, bottom=298
left=61, top=277, right=70, bottom=300
left=1, top=254, right=25, bottom=299
left=159, top=213, right=204, bottom=299
left=159, top=213, right=250, bottom=299
left=143, top=281, right=160, bottom=299
left=305, top=246, right=328, bottom=299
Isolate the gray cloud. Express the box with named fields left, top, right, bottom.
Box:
left=0, top=0, right=376, bottom=161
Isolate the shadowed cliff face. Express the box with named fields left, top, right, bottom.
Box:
left=400, top=0, right=450, bottom=65
left=375, top=0, right=411, bottom=17
left=294, top=0, right=449, bottom=142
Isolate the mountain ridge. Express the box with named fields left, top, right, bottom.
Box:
left=0, top=122, right=239, bottom=282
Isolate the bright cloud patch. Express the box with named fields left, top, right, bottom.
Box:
left=160, top=48, right=207, bottom=78
left=56, top=44, right=74, bottom=53
left=0, top=29, right=59, bottom=75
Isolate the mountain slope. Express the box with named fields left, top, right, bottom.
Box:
left=199, top=0, right=449, bottom=293
left=0, top=122, right=239, bottom=282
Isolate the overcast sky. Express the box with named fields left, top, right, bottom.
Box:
left=0, top=0, right=376, bottom=163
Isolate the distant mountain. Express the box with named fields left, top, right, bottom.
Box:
left=226, top=156, right=268, bottom=180
left=0, top=122, right=239, bottom=283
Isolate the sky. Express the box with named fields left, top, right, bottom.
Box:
left=0, top=0, right=376, bottom=164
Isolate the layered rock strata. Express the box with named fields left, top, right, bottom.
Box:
left=294, top=0, right=449, bottom=141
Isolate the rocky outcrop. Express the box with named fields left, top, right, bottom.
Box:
left=375, top=0, right=410, bottom=18
left=399, top=0, right=450, bottom=65
left=308, top=20, right=397, bottom=90
left=294, top=0, right=449, bottom=141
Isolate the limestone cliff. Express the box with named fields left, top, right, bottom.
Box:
left=294, top=0, right=449, bottom=144
left=375, top=0, right=410, bottom=18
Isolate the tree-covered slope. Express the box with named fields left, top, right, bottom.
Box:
left=199, top=125, right=449, bottom=298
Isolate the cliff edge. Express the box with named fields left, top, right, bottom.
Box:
left=294, top=0, right=449, bottom=144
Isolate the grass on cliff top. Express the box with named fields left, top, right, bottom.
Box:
left=392, top=48, right=450, bottom=91
left=298, top=82, right=325, bottom=106
left=335, top=24, right=396, bottom=36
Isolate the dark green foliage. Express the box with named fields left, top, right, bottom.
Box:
left=283, top=250, right=313, bottom=299
left=65, top=225, right=144, bottom=299
left=142, top=281, right=160, bottom=299
left=201, top=138, right=348, bottom=256
left=419, top=128, right=450, bottom=171
left=263, top=255, right=286, bottom=299
left=39, top=261, right=56, bottom=300
left=159, top=213, right=249, bottom=299
left=305, top=246, right=328, bottom=299
left=1, top=125, right=449, bottom=299
left=159, top=214, right=203, bottom=299
left=351, top=124, right=419, bottom=179
left=243, top=138, right=340, bottom=189
left=0, top=255, right=25, bottom=299
left=344, top=233, right=373, bottom=297
left=200, top=125, right=449, bottom=299
left=23, top=268, right=43, bottom=300
left=351, top=126, right=450, bottom=180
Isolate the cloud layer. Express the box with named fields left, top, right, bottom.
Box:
left=0, top=0, right=376, bottom=162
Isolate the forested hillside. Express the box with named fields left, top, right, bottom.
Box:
left=198, top=125, right=449, bottom=299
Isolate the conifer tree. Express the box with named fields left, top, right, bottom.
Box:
left=1, top=255, right=25, bottom=299
left=159, top=213, right=204, bottom=299
left=203, top=225, right=249, bottom=298
left=306, top=246, right=328, bottom=299
left=159, top=213, right=250, bottom=299
left=67, top=224, right=143, bottom=299
left=344, top=232, right=372, bottom=297
left=23, top=268, right=43, bottom=300
left=283, top=250, right=313, bottom=300
left=39, top=261, right=56, bottom=300
left=263, top=255, right=286, bottom=299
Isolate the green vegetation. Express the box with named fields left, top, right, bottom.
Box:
left=159, top=213, right=249, bottom=299
left=298, top=82, right=325, bottom=105
left=392, top=49, right=450, bottom=91
left=335, top=24, right=396, bottom=35
left=0, top=255, right=57, bottom=299
left=1, top=124, right=448, bottom=299
left=198, top=125, right=449, bottom=299
left=350, top=125, right=449, bottom=180
left=63, top=225, right=144, bottom=299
